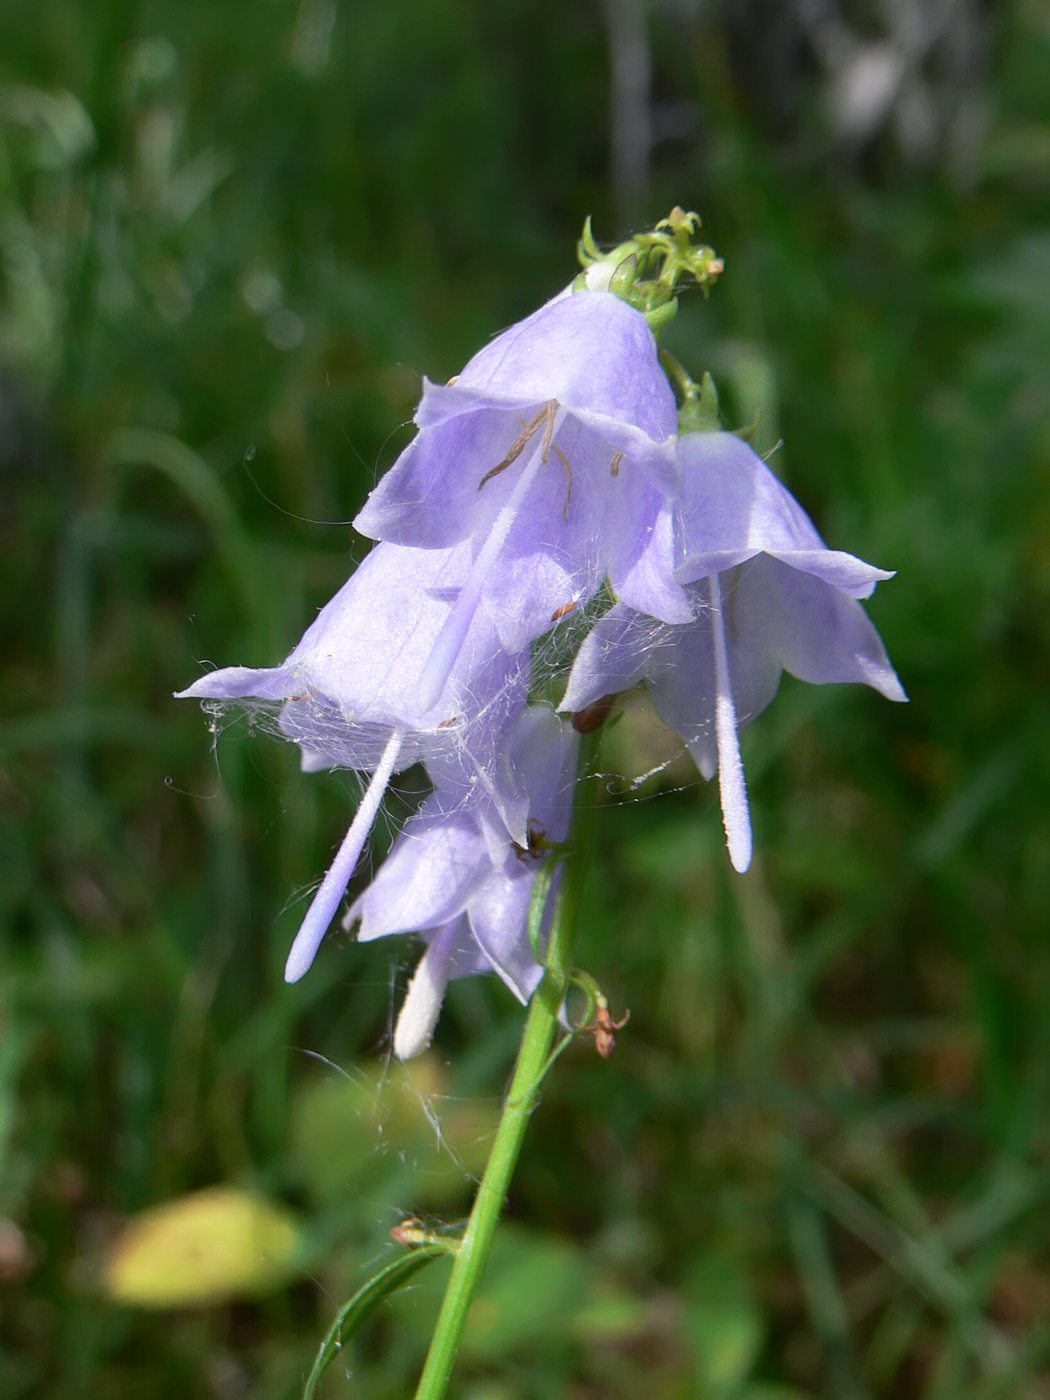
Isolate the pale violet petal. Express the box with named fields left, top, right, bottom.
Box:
left=560, top=606, right=660, bottom=714
left=504, top=705, right=580, bottom=842
left=453, top=291, right=676, bottom=442
left=467, top=865, right=545, bottom=1003
left=674, top=432, right=892, bottom=599
left=352, top=798, right=490, bottom=942
left=354, top=406, right=525, bottom=548
left=440, top=913, right=493, bottom=981
left=764, top=549, right=894, bottom=600
left=611, top=498, right=694, bottom=625
left=735, top=556, right=907, bottom=701
left=175, top=664, right=294, bottom=702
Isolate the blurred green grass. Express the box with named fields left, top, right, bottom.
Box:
left=2, top=1, right=1050, bottom=1397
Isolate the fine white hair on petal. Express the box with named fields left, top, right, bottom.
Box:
left=177, top=541, right=532, bottom=787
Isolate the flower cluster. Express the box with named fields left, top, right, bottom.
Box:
left=180, top=214, right=903, bottom=1055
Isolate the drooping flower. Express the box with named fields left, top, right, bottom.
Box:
left=561, top=431, right=906, bottom=872
left=347, top=706, right=578, bottom=1059
left=177, top=541, right=530, bottom=983
left=353, top=289, right=689, bottom=714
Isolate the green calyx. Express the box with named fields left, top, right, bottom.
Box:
left=660, top=349, right=721, bottom=434
left=663, top=354, right=764, bottom=441
left=572, top=207, right=724, bottom=335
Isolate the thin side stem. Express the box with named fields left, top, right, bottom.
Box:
left=412, top=730, right=601, bottom=1400
left=658, top=346, right=700, bottom=406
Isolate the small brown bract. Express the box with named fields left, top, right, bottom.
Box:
left=593, top=1003, right=630, bottom=1060
left=572, top=693, right=617, bottom=734
left=513, top=822, right=550, bottom=862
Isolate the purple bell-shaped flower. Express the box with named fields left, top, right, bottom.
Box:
left=562, top=431, right=906, bottom=873
left=353, top=289, right=687, bottom=714
left=348, top=706, right=578, bottom=1058
left=178, top=541, right=530, bottom=983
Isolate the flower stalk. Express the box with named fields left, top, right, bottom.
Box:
left=412, top=730, right=602, bottom=1400
left=178, top=211, right=905, bottom=1400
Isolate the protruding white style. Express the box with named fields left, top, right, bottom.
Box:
left=393, top=924, right=458, bottom=1060
left=708, top=573, right=752, bottom=873
left=417, top=419, right=561, bottom=713
left=284, top=730, right=404, bottom=983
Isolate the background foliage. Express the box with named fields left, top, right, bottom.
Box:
left=2, top=1, right=1050, bottom=1396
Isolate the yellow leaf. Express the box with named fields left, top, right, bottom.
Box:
left=104, top=1187, right=301, bottom=1308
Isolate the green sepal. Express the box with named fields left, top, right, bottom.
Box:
left=645, top=299, right=678, bottom=336
left=577, top=214, right=602, bottom=265
left=571, top=270, right=589, bottom=294
left=678, top=371, right=721, bottom=434
left=732, top=416, right=760, bottom=444
left=302, top=1245, right=453, bottom=1399
left=608, top=253, right=639, bottom=298
left=697, top=371, right=721, bottom=430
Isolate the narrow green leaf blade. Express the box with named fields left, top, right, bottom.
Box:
left=303, top=1246, right=450, bottom=1399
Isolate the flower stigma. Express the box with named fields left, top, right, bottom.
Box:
left=708, top=573, right=752, bottom=873
left=394, top=923, right=458, bottom=1060
left=284, top=728, right=405, bottom=983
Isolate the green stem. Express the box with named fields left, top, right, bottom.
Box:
left=412, top=730, right=601, bottom=1400
left=659, top=347, right=701, bottom=407
left=659, top=349, right=721, bottom=434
